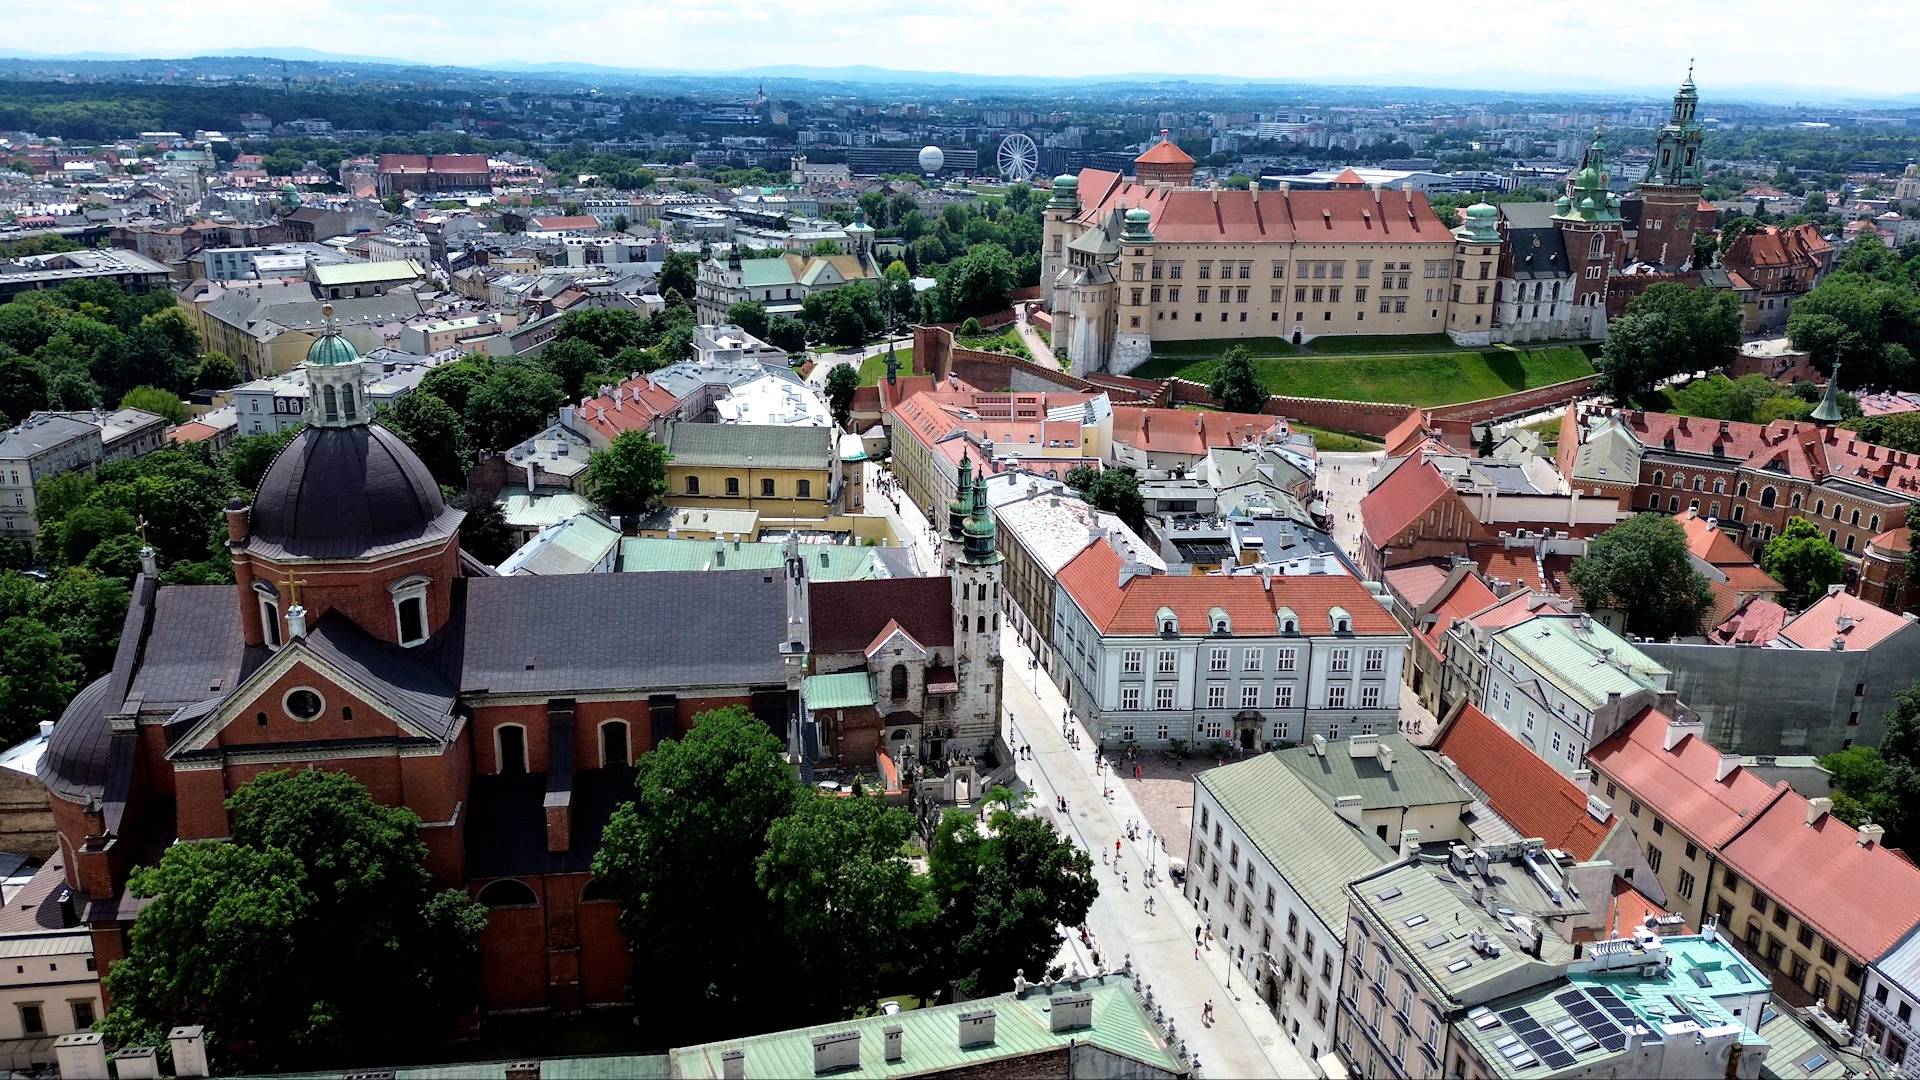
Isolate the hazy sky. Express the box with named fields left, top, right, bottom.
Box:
left=10, top=0, right=1917, bottom=97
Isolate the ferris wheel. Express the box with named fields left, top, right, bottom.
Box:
left=997, top=133, right=1039, bottom=182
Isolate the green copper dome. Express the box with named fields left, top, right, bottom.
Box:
left=1556, top=195, right=1572, bottom=212
left=1457, top=202, right=1501, bottom=244
left=1125, top=207, right=1151, bottom=223
left=1120, top=206, right=1154, bottom=244
left=306, top=304, right=359, bottom=367
left=1053, top=174, right=1077, bottom=189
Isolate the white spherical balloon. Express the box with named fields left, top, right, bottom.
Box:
left=918, top=145, right=945, bottom=174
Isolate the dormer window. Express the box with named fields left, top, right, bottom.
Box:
left=389, top=575, right=431, bottom=647
left=1276, top=607, right=1299, bottom=635
left=1209, top=607, right=1231, bottom=635
left=1330, top=606, right=1353, bottom=634
left=253, top=581, right=282, bottom=650
left=1157, top=607, right=1179, bottom=636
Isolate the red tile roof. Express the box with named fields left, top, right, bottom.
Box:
left=1361, top=458, right=1457, bottom=547
left=1869, top=527, right=1911, bottom=555
left=1437, top=704, right=1615, bottom=860
left=1708, top=595, right=1790, bottom=645
left=530, top=215, right=601, bottom=231
left=572, top=376, right=682, bottom=442
left=1776, top=590, right=1916, bottom=651
left=1056, top=539, right=1402, bottom=638
left=1383, top=560, right=1452, bottom=609
left=1134, top=136, right=1195, bottom=166
left=1416, top=573, right=1501, bottom=659
left=1718, top=786, right=1920, bottom=960
left=1075, top=169, right=1454, bottom=247
left=1109, top=406, right=1280, bottom=457
left=1587, top=708, right=1777, bottom=848
left=1609, top=409, right=1920, bottom=492
left=1598, top=878, right=1681, bottom=941
left=1466, top=589, right=1568, bottom=632
left=811, top=578, right=954, bottom=655
left=1675, top=509, right=1751, bottom=567
left=1382, top=409, right=1432, bottom=457
left=1330, top=168, right=1365, bottom=186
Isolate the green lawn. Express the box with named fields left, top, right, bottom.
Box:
left=1289, top=422, right=1385, bottom=452
left=1134, top=345, right=1595, bottom=407
left=1294, top=333, right=1463, bottom=355
left=1147, top=336, right=1299, bottom=359
left=857, top=346, right=916, bottom=385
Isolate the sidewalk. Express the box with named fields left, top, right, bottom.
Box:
left=1000, top=627, right=1310, bottom=1080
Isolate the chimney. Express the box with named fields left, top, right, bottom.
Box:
left=1333, top=794, right=1364, bottom=827
left=1377, top=745, right=1396, bottom=772
left=1399, top=828, right=1420, bottom=858
left=111, top=1049, right=159, bottom=1080
left=504, top=1065, right=541, bottom=1080
left=53, top=1033, right=108, bottom=1080
left=1806, top=796, right=1833, bottom=826
left=1714, top=753, right=1741, bottom=782
left=1310, top=733, right=1328, bottom=757
left=811, top=1031, right=860, bottom=1074
left=1051, top=990, right=1095, bottom=1032
left=169, top=1026, right=210, bottom=1079
left=959, top=1008, right=997, bottom=1049
left=884, top=1024, right=904, bottom=1063
left=721, top=1049, right=746, bottom=1080
left=285, top=604, right=308, bottom=640
left=1662, top=714, right=1702, bottom=751
left=1859, top=822, right=1887, bottom=847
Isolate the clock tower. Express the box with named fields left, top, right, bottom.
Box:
left=1639, top=66, right=1707, bottom=271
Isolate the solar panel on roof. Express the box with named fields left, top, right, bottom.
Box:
left=1541, top=1049, right=1578, bottom=1069
left=1731, top=966, right=1752, bottom=984
left=1554, top=990, right=1588, bottom=1008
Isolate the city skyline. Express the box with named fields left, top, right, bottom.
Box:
left=6, top=0, right=1919, bottom=100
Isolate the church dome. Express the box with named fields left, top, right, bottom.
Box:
left=307, top=330, right=359, bottom=367
left=1555, top=195, right=1572, bottom=213
left=1053, top=173, right=1077, bottom=189
left=249, top=424, right=456, bottom=558
left=1466, top=202, right=1496, bottom=220
left=1126, top=207, right=1152, bottom=224
left=39, top=675, right=115, bottom=804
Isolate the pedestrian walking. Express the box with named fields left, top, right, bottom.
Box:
left=1122, top=871, right=1129, bottom=890
left=1195, top=925, right=1203, bottom=946
left=1115, top=839, right=1122, bottom=860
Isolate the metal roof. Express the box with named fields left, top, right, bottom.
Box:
left=662, top=422, right=831, bottom=471
left=804, top=672, right=876, bottom=711
left=309, top=259, right=422, bottom=285
left=619, top=537, right=900, bottom=580
left=1492, top=617, right=1669, bottom=711
left=1199, top=752, right=1395, bottom=937
left=1274, top=734, right=1469, bottom=812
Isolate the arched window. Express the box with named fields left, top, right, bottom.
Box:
left=600, top=720, right=630, bottom=767
left=1760, top=487, right=1777, bottom=508
left=1815, top=499, right=1825, bottom=516
left=322, top=384, right=339, bottom=422
left=254, top=583, right=282, bottom=649
left=1871, top=514, right=1881, bottom=532
left=342, top=385, right=358, bottom=420
left=1673, top=473, right=1685, bottom=489
left=1652, top=471, right=1666, bottom=488
left=1277, top=607, right=1298, bottom=634
left=890, top=664, right=908, bottom=700
left=686, top=476, right=700, bottom=495
left=1737, top=481, right=1749, bottom=498
left=1845, top=534, right=1857, bottom=552
left=477, top=879, right=538, bottom=909
left=1330, top=607, right=1352, bottom=634
left=1791, top=493, right=1803, bottom=509
left=1669, top=496, right=1680, bottom=512
left=1851, top=509, right=1861, bottom=526
left=1713, top=479, right=1725, bottom=494
left=1694, top=477, right=1705, bottom=492
left=1733, top=505, right=1745, bottom=522
left=389, top=576, right=430, bottom=647
left=1647, top=491, right=1661, bottom=510
left=580, top=878, right=616, bottom=903
left=495, top=724, right=528, bottom=775
left=1828, top=528, right=1838, bottom=544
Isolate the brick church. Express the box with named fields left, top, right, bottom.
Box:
left=40, top=312, right=1004, bottom=1014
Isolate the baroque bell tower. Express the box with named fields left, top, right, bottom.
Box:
left=1638, top=65, right=1707, bottom=271
left=949, top=465, right=1005, bottom=756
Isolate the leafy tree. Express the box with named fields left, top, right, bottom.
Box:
left=765, top=315, right=808, bottom=354
left=1624, top=283, right=1741, bottom=379
left=825, top=364, right=860, bottom=428
left=936, top=243, right=1019, bottom=320
left=193, top=351, right=241, bottom=390
left=582, top=430, right=672, bottom=518
left=1788, top=271, right=1920, bottom=390
left=1817, top=746, right=1893, bottom=828
left=925, top=809, right=1097, bottom=999
left=415, top=355, right=492, bottom=415
left=810, top=239, right=843, bottom=257
left=226, top=427, right=302, bottom=495
left=1065, top=464, right=1147, bottom=536
left=452, top=492, right=516, bottom=565
left=540, top=338, right=606, bottom=403
left=725, top=300, right=769, bottom=340
left=658, top=250, right=699, bottom=303
left=612, top=213, right=630, bottom=234
left=38, top=567, right=131, bottom=672
left=1761, top=517, right=1849, bottom=609
left=1568, top=513, right=1715, bottom=639
left=594, top=706, right=801, bottom=1044
left=379, top=393, right=471, bottom=487
left=118, top=385, right=187, bottom=425
left=466, top=361, right=564, bottom=451
left=0, top=353, right=48, bottom=424
left=756, top=794, right=928, bottom=1022
left=1844, top=412, right=1920, bottom=455
left=803, top=283, right=884, bottom=348
left=101, top=770, right=487, bottom=1070
left=0, top=616, right=82, bottom=742
left=50, top=503, right=138, bottom=568
left=1210, top=345, right=1266, bottom=413
left=551, top=308, right=651, bottom=359
left=1597, top=310, right=1677, bottom=404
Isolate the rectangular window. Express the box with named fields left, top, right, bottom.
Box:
left=1197, top=287, right=1210, bottom=303
left=1272, top=261, right=1285, bottom=278
left=1647, top=844, right=1663, bottom=873
left=1243, top=648, right=1262, bottom=671
left=1207, top=684, right=1226, bottom=709
left=1158, top=650, right=1177, bottom=673
left=1328, top=684, right=1348, bottom=709
left=1328, top=286, right=1342, bottom=303
left=1363, top=648, right=1384, bottom=672
left=1123, top=650, right=1142, bottom=673
left=1274, top=684, right=1294, bottom=708
left=1121, top=686, right=1141, bottom=711
left=1277, top=648, right=1297, bottom=671
left=1169, top=286, right=1181, bottom=302
left=1678, top=869, right=1696, bottom=900
left=1356, top=260, right=1372, bottom=279
left=1242, top=684, right=1261, bottom=709
left=19, top=1004, right=43, bottom=1036
left=1155, top=685, right=1176, bottom=710
left=1236, top=287, right=1248, bottom=303
left=1331, top=649, right=1351, bottom=672
left=1294, top=286, right=1307, bottom=303
left=1360, top=684, right=1382, bottom=709
left=1311, top=286, right=1324, bottom=303
left=1210, top=647, right=1229, bottom=672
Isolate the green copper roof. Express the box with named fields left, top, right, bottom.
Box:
left=1456, top=202, right=1501, bottom=244
left=668, top=974, right=1181, bottom=1079
left=1491, top=616, right=1668, bottom=710
left=805, top=671, right=876, bottom=711
left=661, top=423, right=829, bottom=470
left=1810, top=363, right=1844, bottom=423
left=1273, top=733, right=1468, bottom=813
left=306, top=330, right=359, bottom=367
left=1120, top=207, right=1154, bottom=244
left=619, top=537, right=896, bottom=580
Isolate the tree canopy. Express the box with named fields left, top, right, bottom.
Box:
left=1597, top=284, right=1742, bottom=403
left=1065, top=464, right=1147, bottom=536
left=824, top=364, right=860, bottom=429
left=1761, top=517, right=1849, bottom=609
left=1210, top=345, right=1266, bottom=414
left=99, top=770, right=487, bottom=1071
left=1568, top=513, right=1715, bottom=639
left=582, top=430, right=672, bottom=517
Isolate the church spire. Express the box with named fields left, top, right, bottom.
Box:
left=1811, top=364, right=1844, bottom=425
left=962, top=468, right=1000, bottom=565
left=947, top=455, right=973, bottom=543
left=304, top=304, right=366, bottom=428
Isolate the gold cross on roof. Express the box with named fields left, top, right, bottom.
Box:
left=282, top=571, right=309, bottom=608
left=135, top=516, right=149, bottom=545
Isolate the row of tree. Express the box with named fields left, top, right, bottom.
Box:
left=1788, top=240, right=1920, bottom=391
left=0, top=279, right=212, bottom=425
left=1596, top=283, right=1744, bottom=404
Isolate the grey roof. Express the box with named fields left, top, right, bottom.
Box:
left=249, top=424, right=462, bottom=560
left=1274, top=734, right=1469, bottom=811
left=122, top=585, right=249, bottom=713
left=453, top=571, right=792, bottom=696
left=464, top=767, right=634, bottom=877
left=1506, top=227, right=1569, bottom=280
left=1497, top=202, right=1559, bottom=229
left=661, top=422, right=830, bottom=470
left=40, top=676, right=116, bottom=801
left=303, top=615, right=458, bottom=739
left=0, top=414, right=97, bottom=460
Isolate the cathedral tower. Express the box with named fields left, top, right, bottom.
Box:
left=1041, top=173, right=1080, bottom=312
left=1638, top=66, right=1707, bottom=271
left=949, top=471, right=1005, bottom=755
left=1555, top=128, right=1625, bottom=338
